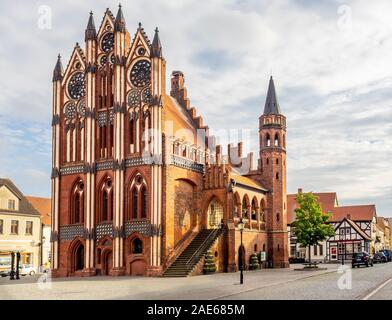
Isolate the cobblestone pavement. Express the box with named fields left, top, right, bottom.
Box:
left=1, top=263, right=391, bottom=300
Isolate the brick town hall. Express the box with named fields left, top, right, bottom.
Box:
left=50, top=5, right=289, bottom=277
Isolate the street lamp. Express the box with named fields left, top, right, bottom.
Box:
left=238, top=217, right=245, bottom=285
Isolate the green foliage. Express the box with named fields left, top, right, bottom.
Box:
left=249, top=253, right=259, bottom=270
left=291, top=192, right=335, bottom=249
left=203, top=250, right=216, bottom=274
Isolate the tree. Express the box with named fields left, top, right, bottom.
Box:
left=203, top=250, right=216, bottom=274
left=249, top=253, right=259, bottom=270
left=291, top=192, right=335, bottom=267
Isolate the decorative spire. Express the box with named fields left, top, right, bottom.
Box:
left=114, top=3, right=126, bottom=33
left=150, top=27, right=162, bottom=58
left=85, top=11, right=97, bottom=41
left=52, top=54, right=63, bottom=82
left=263, top=76, right=281, bottom=115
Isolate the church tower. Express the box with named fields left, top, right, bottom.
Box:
left=258, top=77, right=289, bottom=268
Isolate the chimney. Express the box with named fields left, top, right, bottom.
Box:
left=215, top=145, right=222, bottom=165
left=248, top=152, right=254, bottom=171
left=237, top=142, right=243, bottom=158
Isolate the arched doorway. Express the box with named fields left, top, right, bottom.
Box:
left=128, top=237, right=146, bottom=276
left=207, top=198, right=223, bottom=229
left=102, top=250, right=113, bottom=276
left=70, top=241, right=84, bottom=273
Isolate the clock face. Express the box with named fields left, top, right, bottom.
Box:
left=68, top=72, right=86, bottom=100
left=130, top=60, right=151, bottom=88
left=128, top=90, right=140, bottom=107
left=64, top=103, right=77, bottom=120
left=101, top=32, right=114, bottom=53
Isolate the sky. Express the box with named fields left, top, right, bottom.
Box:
left=0, top=0, right=391, bottom=216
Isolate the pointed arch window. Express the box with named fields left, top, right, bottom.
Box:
left=266, top=134, right=271, bottom=147
left=98, top=177, right=113, bottom=223
left=242, top=197, right=249, bottom=219
left=71, top=180, right=84, bottom=224
left=103, top=191, right=109, bottom=221
left=251, top=198, right=257, bottom=220
left=274, top=133, right=280, bottom=147
left=132, top=238, right=143, bottom=254
left=75, top=193, right=80, bottom=221
left=141, top=186, right=147, bottom=218
left=128, top=174, right=148, bottom=220
left=130, top=118, right=135, bottom=145
left=132, top=187, right=138, bottom=219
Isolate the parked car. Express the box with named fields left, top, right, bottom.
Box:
left=0, top=265, right=37, bottom=277
left=0, top=264, right=11, bottom=277
left=352, top=252, right=374, bottom=268
left=373, top=252, right=388, bottom=264
left=289, top=257, right=306, bottom=264
left=19, top=264, right=37, bottom=276
left=0, top=269, right=10, bottom=277
left=379, top=250, right=392, bottom=262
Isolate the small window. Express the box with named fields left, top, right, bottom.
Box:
left=266, top=158, right=269, bottom=165
left=263, top=244, right=266, bottom=252
left=11, top=220, right=19, bottom=235
left=0, top=219, right=3, bottom=234
left=276, top=172, right=279, bottom=180
left=277, top=244, right=280, bottom=251
left=319, top=245, right=323, bottom=256
left=276, top=159, right=279, bottom=165
left=254, top=244, right=258, bottom=252
left=8, top=199, right=15, bottom=210
left=25, top=221, right=33, bottom=235
left=132, top=238, right=143, bottom=254
left=313, top=245, right=317, bottom=256
left=276, top=213, right=280, bottom=222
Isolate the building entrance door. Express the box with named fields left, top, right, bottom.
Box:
left=330, top=246, right=337, bottom=261
left=103, top=251, right=112, bottom=276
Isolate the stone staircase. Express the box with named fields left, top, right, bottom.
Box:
left=163, top=228, right=223, bottom=277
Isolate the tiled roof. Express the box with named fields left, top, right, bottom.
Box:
left=230, top=171, right=267, bottom=192
left=331, top=205, right=376, bottom=222
left=287, top=191, right=376, bottom=224
left=25, top=196, right=52, bottom=226
left=0, top=178, right=40, bottom=217
left=163, top=95, right=197, bottom=142
left=287, top=192, right=337, bottom=224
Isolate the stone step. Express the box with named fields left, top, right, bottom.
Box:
left=163, top=228, right=223, bottom=277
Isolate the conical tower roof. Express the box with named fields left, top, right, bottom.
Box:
left=263, top=76, right=281, bottom=115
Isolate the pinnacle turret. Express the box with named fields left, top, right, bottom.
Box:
left=151, top=27, right=162, bottom=58
left=85, top=11, right=97, bottom=41
left=114, top=4, right=126, bottom=33
left=52, top=54, right=63, bottom=82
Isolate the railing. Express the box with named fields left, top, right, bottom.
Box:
left=185, top=228, right=222, bottom=268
